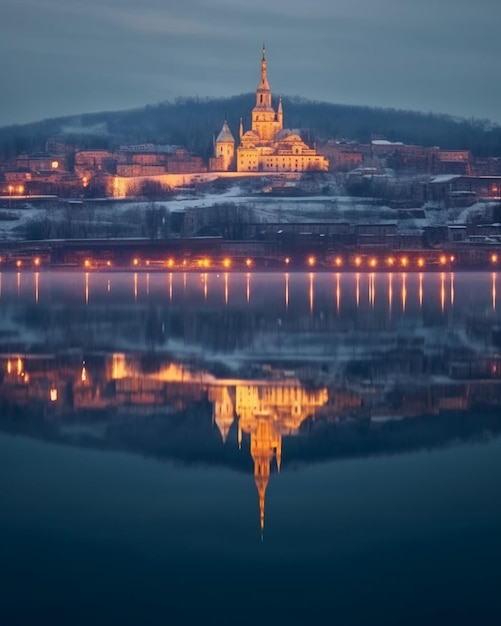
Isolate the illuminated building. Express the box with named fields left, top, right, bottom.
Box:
left=212, top=47, right=329, bottom=173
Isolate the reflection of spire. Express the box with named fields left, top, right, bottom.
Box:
left=251, top=418, right=276, bottom=537
left=234, top=381, right=328, bottom=536
left=205, top=381, right=329, bottom=536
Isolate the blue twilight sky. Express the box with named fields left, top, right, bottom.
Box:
left=1, top=0, right=500, bottom=127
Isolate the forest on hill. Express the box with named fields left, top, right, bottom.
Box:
left=1, top=94, right=500, bottom=160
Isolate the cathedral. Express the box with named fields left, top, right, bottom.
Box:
left=211, top=47, right=329, bottom=173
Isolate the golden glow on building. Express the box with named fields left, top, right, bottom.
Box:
left=212, top=47, right=328, bottom=173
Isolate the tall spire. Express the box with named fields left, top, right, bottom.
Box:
left=256, top=44, right=271, bottom=106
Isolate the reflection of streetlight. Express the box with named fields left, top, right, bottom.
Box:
left=8, top=184, right=13, bottom=210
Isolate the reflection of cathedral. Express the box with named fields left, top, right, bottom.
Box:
left=211, top=47, right=329, bottom=173
left=4, top=346, right=501, bottom=535
left=211, top=382, right=328, bottom=536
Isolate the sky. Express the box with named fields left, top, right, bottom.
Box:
left=2, top=0, right=501, bottom=127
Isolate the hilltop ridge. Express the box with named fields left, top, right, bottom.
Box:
left=1, top=94, right=501, bottom=160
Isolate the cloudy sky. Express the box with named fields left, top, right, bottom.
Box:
left=2, top=0, right=501, bottom=127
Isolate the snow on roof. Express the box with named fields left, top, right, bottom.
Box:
left=371, top=140, right=404, bottom=146
left=430, top=175, right=461, bottom=184
left=216, top=120, right=235, bottom=143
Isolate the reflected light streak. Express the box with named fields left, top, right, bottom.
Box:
left=35, top=272, right=39, bottom=304
left=169, top=273, right=173, bottom=302
left=183, top=272, right=187, bottom=293
left=441, top=272, right=446, bottom=313
left=450, top=272, right=454, bottom=306
left=285, top=273, right=289, bottom=310
left=85, top=272, right=89, bottom=305
left=309, top=272, right=314, bottom=314
left=401, top=273, right=407, bottom=313
left=388, top=273, right=393, bottom=314
left=336, top=272, right=340, bottom=314
left=246, top=272, right=251, bottom=304
left=356, top=273, right=360, bottom=308
left=133, top=272, right=138, bottom=302
left=419, top=272, right=423, bottom=309
left=17, top=271, right=21, bottom=296
left=369, top=272, right=375, bottom=309
left=224, top=273, right=229, bottom=305
left=493, top=272, right=497, bottom=311
left=146, top=272, right=150, bottom=296
left=107, top=279, right=111, bottom=293
left=203, top=273, right=208, bottom=301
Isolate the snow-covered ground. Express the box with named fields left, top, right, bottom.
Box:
left=0, top=184, right=497, bottom=240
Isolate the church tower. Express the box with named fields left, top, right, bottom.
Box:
left=251, top=45, right=283, bottom=142
left=213, top=119, right=235, bottom=171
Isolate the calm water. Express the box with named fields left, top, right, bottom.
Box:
left=0, top=271, right=500, bottom=625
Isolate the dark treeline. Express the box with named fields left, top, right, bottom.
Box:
left=1, top=94, right=501, bottom=160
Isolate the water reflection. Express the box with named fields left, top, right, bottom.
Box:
left=2, top=270, right=497, bottom=313
left=0, top=271, right=500, bottom=535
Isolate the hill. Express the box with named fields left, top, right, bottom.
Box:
left=1, top=94, right=500, bottom=160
